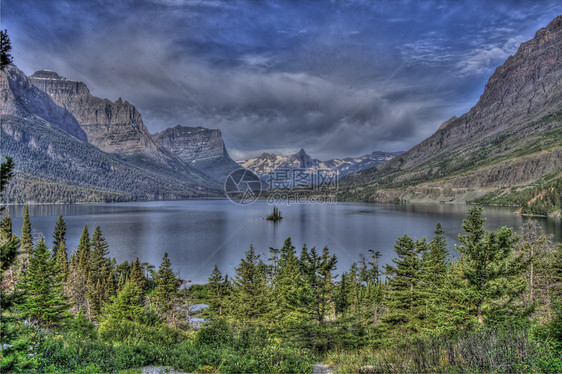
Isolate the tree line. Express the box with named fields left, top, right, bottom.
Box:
left=2, top=204, right=560, bottom=344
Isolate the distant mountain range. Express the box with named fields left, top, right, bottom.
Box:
left=238, top=149, right=401, bottom=188
left=340, top=15, right=562, bottom=213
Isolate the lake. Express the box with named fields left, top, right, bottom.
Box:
left=6, top=200, right=561, bottom=284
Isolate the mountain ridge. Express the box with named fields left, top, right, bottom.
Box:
left=1, top=65, right=223, bottom=203
left=239, top=149, right=402, bottom=183
left=340, top=15, right=562, bottom=210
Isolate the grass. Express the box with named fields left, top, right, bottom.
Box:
left=324, top=328, right=562, bottom=373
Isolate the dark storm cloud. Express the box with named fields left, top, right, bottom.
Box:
left=3, top=0, right=561, bottom=160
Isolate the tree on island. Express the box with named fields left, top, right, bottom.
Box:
left=266, top=206, right=283, bottom=221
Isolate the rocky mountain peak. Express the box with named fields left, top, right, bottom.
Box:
left=30, top=69, right=63, bottom=80
left=152, top=124, right=241, bottom=183
left=29, top=70, right=165, bottom=158
left=291, top=148, right=314, bottom=168
left=152, top=125, right=227, bottom=162
left=1, top=65, right=87, bottom=141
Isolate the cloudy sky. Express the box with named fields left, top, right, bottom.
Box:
left=2, top=0, right=561, bottom=160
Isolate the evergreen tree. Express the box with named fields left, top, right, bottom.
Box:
left=104, top=281, right=145, bottom=322
left=52, top=214, right=67, bottom=253
left=0, top=157, right=14, bottom=201
left=66, top=227, right=92, bottom=317
left=52, top=215, right=69, bottom=281
left=383, top=234, right=425, bottom=333
left=21, top=238, right=69, bottom=325
left=270, top=238, right=309, bottom=327
left=153, top=252, right=178, bottom=314
left=456, top=206, right=521, bottom=326
left=19, top=205, right=33, bottom=279
left=0, top=211, right=20, bottom=311
left=76, top=225, right=91, bottom=272
left=300, top=245, right=337, bottom=324
left=232, top=245, right=269, bottom=324
left=0, top=210, right=12, bottom=239
left=0, top=30, right=13, bottom=69
left=1, top=211, right=19, bottom=286
left=514, top=221, right=553, bottom=321
left=87, top=226, right=112, bottom=318
left=424, top=223, right=449, bottom=280
left=418, top=223, right=451, bottom=331
left=207, top=265, right=229, bottom=316
left=129, top=257, right=146, bottom=292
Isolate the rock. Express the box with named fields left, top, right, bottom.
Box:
left=1, top=65, right=87, bottom=141
left=153, top=125, right=241, bottom=183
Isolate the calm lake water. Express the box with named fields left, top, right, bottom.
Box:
left=6, top=200, right=561, bottom=284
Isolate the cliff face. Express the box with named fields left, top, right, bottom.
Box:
left=153, top=125, right=241, bottom=183
left=342, top=15, right=562, bottom=201
left=153, top=125, right=227, bottom=161
left=0, top=66, right=87, bottom=141
left=28, top=69, right=221, bottom=188
left=29, top=70, right=164, bottom=159
left=0, top=66, right=222, bottom=202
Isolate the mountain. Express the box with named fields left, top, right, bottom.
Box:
left=341, top=15, right=562, bottom=210
left=29, top=70, right=160, bottom=157
left=1, top=65, right=222, bottom=203
left=1, top=67, right=87, bottom=141
left=28, top=70, right=219, bottom=188
left=239, top=149, right=401, bottom=187
left=152, top=125, right=241, bottom=183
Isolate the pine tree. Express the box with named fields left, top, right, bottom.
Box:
left=0, top=211, right=20, bottom=311
left=52, top=214, right=66, bottom=253
left=270, top=238, right=308, bottom=326
left=300, top=245, right=337, bottom=324
left=52, top=215, right=68, bottom=281
left=87, top=226, right=112, bottom=319
left=21, top=238, right=69, bottom=325
left=104, top=281, right=145, bottom=322
left=418, top=223, right=451, bottom=331
left=0, top=29, right=13, bottom=69
left=456, top=206, right=521, bottom=326
left=19, top=205, right=33, bottom=279
left=232, top=245, right=269, bottom=324
left=153, top=252, right=178, bottom=314
left=207, top=265, right=229, bottom=316
left=129, top=257, right=146, bottom=292
left=0, top=210, right=12, bottom=240
left=514, top=221, right=553, bottom=321
left=383, top=233, right=424, bottom=333
left=76, top=225, right=91, bottom=273
left=1, top=211, right=19, bottom=286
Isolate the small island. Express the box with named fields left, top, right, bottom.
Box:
left=265, top=206, right=283, bottom=221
